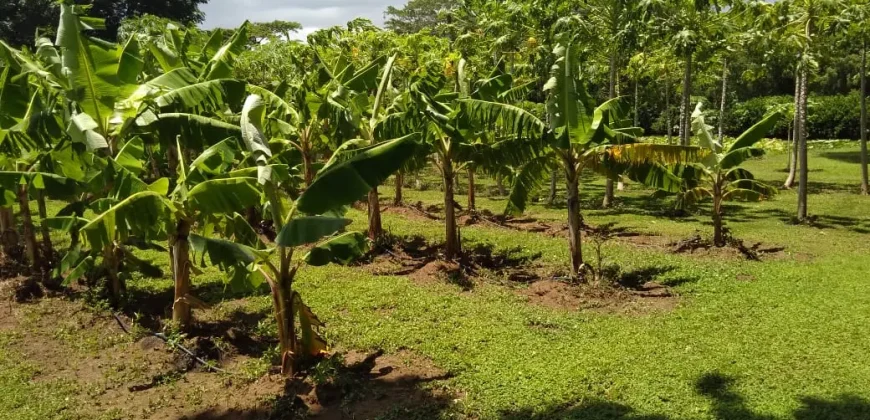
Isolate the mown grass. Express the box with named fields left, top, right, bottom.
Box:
left=1, top=144, right=869, bottom=419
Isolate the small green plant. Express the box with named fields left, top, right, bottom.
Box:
left=311, top=353, right=346, bottom=386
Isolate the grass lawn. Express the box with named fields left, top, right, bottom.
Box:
left=1, top=144, right=869, bottom=419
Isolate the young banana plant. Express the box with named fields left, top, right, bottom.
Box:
left=191, top=94, right=421, bottom=375
left=678, top=103, right=782, bottom=246
left=44, top=139, right=172, bottom=304
left=461, top=40, right=697, bottom=278
left=168, top=137, right=262, bottom=328
left=404, top=57, right=539, bottom=260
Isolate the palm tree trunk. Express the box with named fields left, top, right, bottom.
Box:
left=785, top=74, right=801, bottom=189
left=443, top=155, right=459, bottom=260
left=466, top=167, right=476, bottom=212
left=367, top=188, right=383, bottom=241
left=797, top=65, right=810, bottom=220
left=861, top=39, right=869, bottom=195
left=665, top=80, right=674, bottom=144
left=785, top=121, right=792, bottom=172
left=718, top=57, right=728, bottom=144
left=547, top=170, right=557, bottom=205
left=394, top=171, right=404, bottom=205
left=563, top=158, right=583, bottom=278
left=36, top=190, right=51, bottom=258
left=0, top=206, right=17, bottom=256
left=603, top=51, right=617, bottom=208
left=17, top=184, right=39, bottom=271
left=171, top=219, right=192, bottom=328
left=496, top=173, right=506, bottom=197
left=679, top=53, right=693, bottom=146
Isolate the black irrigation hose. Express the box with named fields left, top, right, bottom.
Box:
left=112, top=312, right=235, bottom=375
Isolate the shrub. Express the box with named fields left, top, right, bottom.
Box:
left=727, top=91, right=864, bottom=140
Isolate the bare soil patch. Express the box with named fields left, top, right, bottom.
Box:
left=382, top=204, right=441, bottom=222
left=364, top=235, right=544, bottom=290
left=1, top=297, right=457, bottom=419
left=520, top=279, right=679, bottom=315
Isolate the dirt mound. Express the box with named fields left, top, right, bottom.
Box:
left=670, top=233, right=786, bottom=261
left=520, top=279, right=678, bottom=315
left=382, top=205, right=440, bottom=222
left=301, top=350, right=454, bottom=419
left=410, top=260, right=463, bottom=285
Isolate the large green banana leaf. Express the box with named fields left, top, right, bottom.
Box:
left=276, top=216, right=352, bottom=247
left=201, top=22, right=249, bottom=81
left=56, top=4, right=138, bottom=135
left=80, top=191, right=173, bottom=251
left=304, top=231, right=369, bottom=266
left=187, top=177, right=262, bottom=217
left=296, top=133, right=421, bottom=215
left=155, top=79, right=246, bottom=113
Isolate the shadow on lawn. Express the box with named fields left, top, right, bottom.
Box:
left=500, top=400, right=670, bottom=420
left=820, top=150, right=866, bottom=164
left=697, top=372, right=870, bottom=420
left=184, top=350, right=454, bottom=420
left=499, top=373, right=870, bottom=420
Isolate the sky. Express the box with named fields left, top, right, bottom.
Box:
left=200, top=0, right=408, bottom=40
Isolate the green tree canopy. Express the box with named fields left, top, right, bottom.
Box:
left=384, top=0, right=459, bottom=34
left=1, top=0, right=208, bottom=47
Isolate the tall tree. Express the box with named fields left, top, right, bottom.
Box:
left=1, top=0, right=207, bottom=46
left=843, top=0, right=870, bottom=195
left=384, top=0, right=460, bottom=34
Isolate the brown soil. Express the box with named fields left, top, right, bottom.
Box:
left=520, top=279, right=679, bottom=315
left=669, top=234, right=787, bottom=261
left=302, top=349, right=454, bottom=420
left=409, top=260, right=463, bottom=285
left=0, top=297, right=456, bottom=419
left=365, top=235, right=544, bottom=290
left=381, top=205, right=440, bottom=222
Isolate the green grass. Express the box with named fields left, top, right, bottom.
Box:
left=2, top=145, right=869, bottom=419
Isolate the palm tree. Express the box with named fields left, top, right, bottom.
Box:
left=842, top=0, right=870, bottom=195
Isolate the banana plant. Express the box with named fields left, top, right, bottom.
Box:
left=167, top=137, right=262, bottom=328
left=401, top=57, right=540, bottom=260
left=191, top=94, right=421, bottom=375
left=344, top=53, right=398, bottom=240
left=462, top=40, right=697, bottom=278
left=48, top=160, right=172, bottom=304
left=671, top=103, right=782, bottom=246
left=0, top=170, right=72, bottom=271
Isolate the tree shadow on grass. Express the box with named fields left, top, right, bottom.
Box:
left=697, top=372, right=870, bottom=420
left=820, top=150, right=866, bottom=164
left=123, top=280, right=267, bottom=331
left=499, top=373, right=870, bottom=420
left=184, top=350, right=455, bottom=420
left=499, top=400, right=670, bottom=420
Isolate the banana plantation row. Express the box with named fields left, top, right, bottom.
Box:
left=0, top=3, right=781, bottom=374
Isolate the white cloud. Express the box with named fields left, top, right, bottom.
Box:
left=200, top=0, right=408, bottom=32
